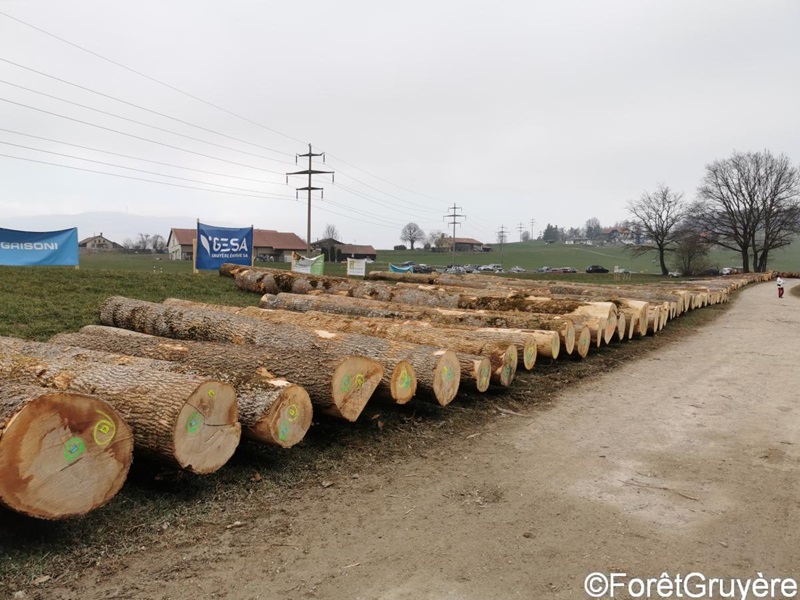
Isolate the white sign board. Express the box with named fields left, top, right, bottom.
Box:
left=347, top=258, right=366, bottom=278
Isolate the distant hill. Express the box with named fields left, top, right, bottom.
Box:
left=0, top=212, right=229, bottom=245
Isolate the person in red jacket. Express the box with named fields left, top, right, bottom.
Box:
left=777, top=276, right=785, bottom=298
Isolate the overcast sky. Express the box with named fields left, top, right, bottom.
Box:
left=1, top=0, right=798, bottom=248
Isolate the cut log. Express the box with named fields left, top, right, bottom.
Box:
left=574, top=326, right=592, bottom=358
left=647, top=305, right=662, bottom=334
left=100, top=297, right=460, bottom=407
left=0, top=382, right=133, bottom=520
left=163, top=300, right=510, bottom=389
left=614, top=311, right=627, bottom=342
left=0, top=338, right=240, bottom=474
left=51, top=327, right=315, bottom=448
left=258, top=292, right=575, bottom=357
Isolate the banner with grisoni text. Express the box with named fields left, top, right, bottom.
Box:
left=196, top=222, right=253, bottom=270
left=0, top=227, right=78, bottom=266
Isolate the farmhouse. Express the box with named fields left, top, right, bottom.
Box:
left=442, top=236, right=486, bottom=252
left=78, top=233, right=122, bottom=251
left=167, top=228, right=307, bottom=262
left=311, top=238, right=377, bottom=262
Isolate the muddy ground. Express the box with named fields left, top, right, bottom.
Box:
left=2, top=280, right=797, bottom=599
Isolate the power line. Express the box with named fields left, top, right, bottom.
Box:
left=0, top=10, right=308, bottom=146
left=0, top=139, right=291, bottom=197
left=0, top=152, right=297, bottom=201
left=0, top=79, right=294, bottom=168
left=517, top=222, right=525, bottom=241
left=0, top=127, right=282, bottom=185
left=0, top=57, right=298, bottom=160
left=497, top=224, right=508, bottom=266
left=0, top=96, right=285, bottom=176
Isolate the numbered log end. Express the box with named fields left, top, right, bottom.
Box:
left=173, top=381, right=241, bottom=475
left=390, top=360, right=417, bottom=404
left=432, top=350, right=461, bottom=406
left=496, top=345, right=517, bottom=387
left=0, top=390, right=133, bottom=520
left=522, top=337, right=538, bottom=370
left=250, top=384, right=312, bottom=449
left=330, top=357, right=384, bottom=422
left=574, top=326, right=592, bottom=359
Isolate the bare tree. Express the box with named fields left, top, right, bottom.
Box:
left=671, top=223, right=712, bottom=276
left=322, top=223, right=340, bottom=240
left=400, top=222, right=425, bottom=250
left=693, top=150, right=800, bottom=272
left=135, top=233, right=151, bottom=251
left=151, top=234, right=166, bottom=252
left=627, top=184, right=687, bottom=275
left=427, top=230, right=446, bottom=249
left=585, top=217, right=601, bottom=240
left=122, top=238, right=134, bottom=250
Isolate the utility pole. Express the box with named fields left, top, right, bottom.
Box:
left=517, top=222, right=525, bottom=241
left=286, top=144, right=334, bottom=253
left=443, top=203, right=466, bottom=265
left=530, top=218, right=536, bottom=240
left=497, top=224, right=508, bottom=267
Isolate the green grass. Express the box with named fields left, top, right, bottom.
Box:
left=0, top=265, right=261, bottom=341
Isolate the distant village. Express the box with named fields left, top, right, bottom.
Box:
left=77, top=224, right=647, bottom=263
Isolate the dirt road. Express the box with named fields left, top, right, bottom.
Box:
left=62, top=281, right=800, bottom=599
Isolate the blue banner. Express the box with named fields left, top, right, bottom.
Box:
left=0, top=227, right=78, bottom=266
left=389, top=263, right=414, bottom=273
left=196, top=222, right=253, bottom=270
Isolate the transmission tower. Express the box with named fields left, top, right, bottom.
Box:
left=517, top=222, right=525, bottom=241
left=286, top=144, right=334, bottom=253
left=530, top=218, right=536, bottom=239
left=497, top=224, right=508, bottom=266
left=443, top=203, right=466, bottom=264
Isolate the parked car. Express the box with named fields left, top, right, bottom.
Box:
left=445, top=266, right=466, bottom=274
left=561, top=267, right=577, bottom=273
left=462, top=264, right=477, bottom=273
left=668, top=271, right=683, bottom=278
left=400, top=260, right=416, bottom=267
left=509, top=266, right=526, bottom=273
left=585, top=265, right=609, bottom=273
left=415, top=264, right=434, bottom=273
left=537, top=266, right=552, bottom=273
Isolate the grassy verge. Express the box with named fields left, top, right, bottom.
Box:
left=0, top=264, right=737, bottom=594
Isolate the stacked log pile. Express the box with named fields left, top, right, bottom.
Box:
left=0, top=265, right=769, bottom=520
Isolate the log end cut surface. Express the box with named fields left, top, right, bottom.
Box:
left=432, top=350, right=461, bottom=406
left=498, top=346, right=517, bottom=387
left=563, top=322, right=575, bottom=356
left=330, top=357, right=384, bottom=421
left=173, top=381, right=241, bottom=475
left=390, top=360, right=417, bottom=404
left=523, top=337, right=538, bottom=370
left=0, top=392, right=133, bottom=520
left=575, top=327, right=592, bottom=358
left=250, top=384, right=312, bottom=449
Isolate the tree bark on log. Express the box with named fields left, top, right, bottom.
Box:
left=100, top=297, right=460, bottom=408
left=0, top=338, right=239, bottom=474
left=0, top=382, right=133, bottom=520
left=51, top=327, right=314, bottom=448
left=163, top=300, right=511, bottom=388
left=258, top=292, right=576, bottom=357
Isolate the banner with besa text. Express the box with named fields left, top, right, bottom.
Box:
left=195, top=222, right=253, bottom=270
left=0, top=227, right=78, bottom=266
